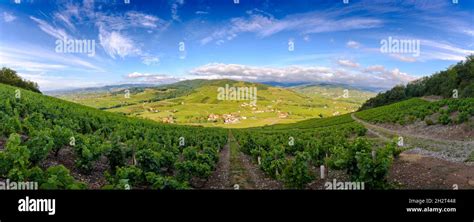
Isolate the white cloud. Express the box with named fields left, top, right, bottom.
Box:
left=337, top=59, right=360, bottom=68
left=127, top=72, right=152, bottom=78
left=98, top=28, right=141, bottom=59
left=346, top=40, right=361, bottom=49
left=463, top=30, right=474, bottom=37
left=0, top=45, right=105, bottom=72
left=53, top=3, right=80, bottom=31
left=126, top=72, right=181, bottom=84
left=93, top=10, right=168, bottom=59
left=94, top=11, right=168, bottom=31
left=30, top=16, right=70, bottom=40
left=55, top=13, right=76, bottom=31
left=363, top=65, right=385, bottom=73
left=3, top=12, right=16, bottom=23
left=189, top=63, right=417, bottom=90
left=141, top=56, right=160, bottom=65
left=422, top=40, right=473, bottom=55
left=0, top=59, right=66, bottom=72
left=381, top=39, right=474, bottom=62
left=202, top=10, right=382, bottom=45
left=125, top=12, right=168, bottom=29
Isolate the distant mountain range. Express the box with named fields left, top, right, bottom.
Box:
left=44, top=83, right=158, bottom=96
left=288, top=82, right=385, bottom=93
left=46, top=80, right=384, bottom=96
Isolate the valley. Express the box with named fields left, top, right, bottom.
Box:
left=56, top=79, right=375, bottom=128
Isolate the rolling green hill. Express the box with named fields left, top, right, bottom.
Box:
left=291, top=83, right=376, bottom=105
left=58, top=79, right=375, bottom=128
left=0, top=82, right=227, bottom=189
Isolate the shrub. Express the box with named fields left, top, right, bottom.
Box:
left=1, top=115, right=22, bottom=137
left=438, top=113, right=451, bottom=125
left=26, top=130, right=54, bottom=164
left=354, top=145, right=393, bottom=189
left=51, top=125, right=73, bottom=157
left=136, top=149, right=175, bottom=173
left=73, top=135, right=105, bottom=173
left=4, top=133, right=30, bottom=181
left=106, top=138, right=126, bottom=173
left=346, top=138, right=372, bottom=176
left=326, top=144, right=350, bottom=170
left=115, top=165, right=144, bottom=186
left=40, top=165, right=87, bottom=189
left=260, top=146, right=286, bottom=178
left=145, top=172, right=188, bottom=190
left=282, top=151, right=313, bottom=189
left=175, top=160, right=212, bottom=181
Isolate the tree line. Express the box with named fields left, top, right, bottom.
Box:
left=0, top=67, right=41, bottom=93
left=360, top=55, right=474, bottom=110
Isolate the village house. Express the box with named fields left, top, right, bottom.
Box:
left=207, top=114, right=220, bottom=122
left=162, top=116, right=175, bottom=123
left=278, top=112, right=289, bottom=118
left=222, top=114, right=239, bottom=124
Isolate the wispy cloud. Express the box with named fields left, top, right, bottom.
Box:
left=337, top=59, right=360, bottom=68
left=93, top=10, right=168, bottom=60
left=98, top=28, right=141, bottom=59
left=346, top=40, right=361, bottom=49
left=30, top=16, right=70, bottom=40
left=201, top=9, right=383, bottom=45
left=0, top=44, right=105, bottom=72
left=126, top=12, right=162, bottom=28
left=53, top=2, right=80, bottom=32
left=3, top=12, right=16, bottom=23
left=363, top=65, right=385, bottom=73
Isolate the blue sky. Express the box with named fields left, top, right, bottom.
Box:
left=0, top=0, right=473, bottom=91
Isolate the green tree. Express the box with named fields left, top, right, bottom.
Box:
left=0, top=67, right=41, bottom=93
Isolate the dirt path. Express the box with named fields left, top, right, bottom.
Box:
left=351, top=113, right=474, bottom=145
left=237, top=149, right=283, bottom=189
left=351, top=113, right=474, bottom=162
left=204, top=132, right=282, bottom=189
left=203, top=143, right=231, bottom=189
left=228, top=133, right=283, bottom=189
left=351, top=113, right=474, bottom=189
left=351, top=114, right=391, bottom=142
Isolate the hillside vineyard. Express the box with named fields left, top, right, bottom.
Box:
left=4, top=80, right=473, bottom=189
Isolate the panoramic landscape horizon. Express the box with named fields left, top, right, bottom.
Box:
left=0, top=0, right=473, bottom=220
